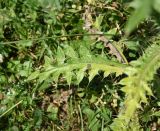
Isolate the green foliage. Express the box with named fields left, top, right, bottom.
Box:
left=125, top=0, right=160, bottom=34
left=111, top=44, right=160, bottom=130
left=28, top=43, right=126, bottom=86
left=125, top=0, right=152, bottom=34
left=1, top=0, right=160, bottom=130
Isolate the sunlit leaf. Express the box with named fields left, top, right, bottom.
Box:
left=18, top=40, right=33, bottom=48
left=112, top=44, right=160, bottom=130
left=27, top=70, right=40, bottom=81
left=88, top=68, right=99, bottom=82
left=153, top=0, right=160, bottom=13
left=76, top=68, right=86, bottom=84
left=56, top=46, right=65, bottom=65
left=65, top=70, right=72, bottom=86
left=64, top=45, right=78, bottom=59
left=94, top=15, right=104, bottom=30
left=87, top=0, right=96, bottom=5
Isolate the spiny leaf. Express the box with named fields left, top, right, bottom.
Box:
left=44, top=56, right=53, bottom=67
left=76, top=67, right=87, bottom=84
left=88, top=67, right=99, bottom=82
left=65, top=70, right=73, bottom=86
left=29, top=45, right=127, bottom=89
left=79, top=45, right=92, bottom=61
left=37, top=62, right=125, bottom=85
left=56, top=46, right=65, bottom=65
left=38, top=69, right=55, bottom=83
left=111, top=44, right=160, bottom=130
left=64, top=45, right=78, bottom=59
left=50, top=70, right=61, bottom=83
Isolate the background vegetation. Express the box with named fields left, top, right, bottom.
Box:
left=0, top=0, right=160, bottom=130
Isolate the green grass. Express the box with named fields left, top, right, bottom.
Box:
left=0, top=0, right=160, bottom=130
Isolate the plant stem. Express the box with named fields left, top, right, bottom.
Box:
left=0, top=100, right=23, bottom=118
left=78, top=104, right=84, bottom=131
left=1, top=33, right=114, bottom=45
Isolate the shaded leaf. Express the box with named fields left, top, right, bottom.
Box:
left=125, top=0, right=152, bottom=34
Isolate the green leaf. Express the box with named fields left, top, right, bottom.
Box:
left=64, top=45, right=78, bottom=59
left=89, top=95, right=97, bottom=103
left=56, top=46, right=65, bottom=65
left=125, top=0, right=152, bottom=34
left=152, top=111, right=160, bottom=117
left=47, top=104, right=58, bottom=120
left=76, top=68, right=86, bottom=84
left=38, top=0, right=61, bottom=10
left=17, top=40, right=33, bottom=49
left=38, top=81, right=50, bottom=91
left=153, top=0, right=160, bottom=13
left=33, top=109, right=43, bottom=128
left=94, top=15, right=104, bottom=30
left=65, top=70, right=73, bottom=86
left=112, top=44, right=160, bottom=130
left=105, top=28, right=117, bottom=40
left=38, top=69, right=54, bottom=83
left=124, top=41, right=140, bottom=51
left=83, top=108, right=100, bottom=131
left=50, top=70, right=61, bottom=83
left=33, top=45, right=126, bottom=86
left=88, top=67, right=99, bottom=82
left=27, top=70, right=40, bottom=81
left=44, top=56, right=53, bottom=68
left=79, top=45, right=92, bottom=61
